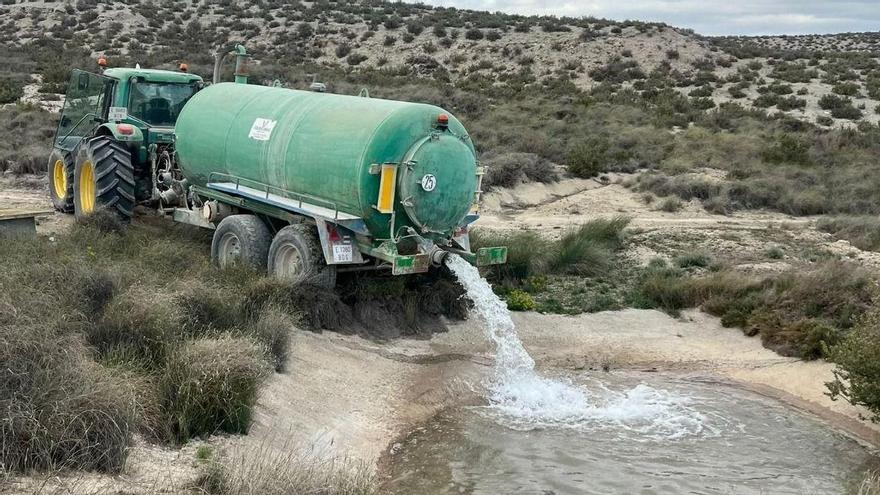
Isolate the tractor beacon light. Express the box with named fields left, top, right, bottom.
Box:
left=179, top=63, right=188, bottom=72
left=97, top=57, right=107, bottom=68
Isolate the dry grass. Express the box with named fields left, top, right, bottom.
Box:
left=161, top=336, right=272, bottom=444
left=0, top=325, right=139, bottom=472
left=195, top=444, right=377, bottom=495
left=856, top=470, right=880, bottom=495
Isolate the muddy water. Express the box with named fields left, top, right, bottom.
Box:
left=398, top=257, right=880, bottom=494
left=385, top=372, right=878, bottom=494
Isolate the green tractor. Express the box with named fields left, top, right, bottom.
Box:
left=47, top=61, right=203, bottom=218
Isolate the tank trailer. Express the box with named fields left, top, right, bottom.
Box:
left=47, top=46, right=506, bottom=287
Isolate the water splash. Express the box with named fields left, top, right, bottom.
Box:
left=445, top=254, right=708, bottom=439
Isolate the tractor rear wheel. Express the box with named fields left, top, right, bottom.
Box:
left=74, top=136, right=136, bottom=220
left=212, top=215, right=273, bottom=271
left=48, top=147, right=75, bottom=213
left=267, top=223, right=336, bottom=288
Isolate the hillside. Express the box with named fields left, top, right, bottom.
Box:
left=2, top=1, right=879, bottom=129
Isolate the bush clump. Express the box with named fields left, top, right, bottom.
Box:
left=0, top=326, right=138, bottom=472
left=473, top=217, right=630, bottom=286
left=817, top=216, right=880, bottom=252
left=161, top=336, right=271, bottom=443
left=482, top=152, right=559, bottom=188
left=827, top=305, right=880, bottom=421
left=632, top=260, right=873, bottom=358
left=505, top=289, right=536, bottom=311
left=547, top=217, right=629, bottom=276
left=567, top=136, right=610, bottom=178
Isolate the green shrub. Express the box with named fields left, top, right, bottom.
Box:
left=546, top=217, right=629, bottom=276
left=0, top=78, right=24, bottom=104
left=482, top=152, right=559, bottom=188
left=567, top=136, right=609, bottom=178
left=831, top=105, right=863, bottom=120
left=688, top=86, right=712, bottom=97
left=674, top=252, right=710, bottom=268
left=161, top=336, right=271, bottom=443
left=818, top=93, right=849, bottom=110
left=765, top=246, right=784, bottom=259
left=827, top=306, right=880, bottom=421
left=631, top=262, right=694, bottom=314
left=471, top=229, right=549, bottom=282
left=753, top=94, right=779, bottom=108
left=769, top=62, right=817, bottom=83
left=346, top=53, right=368, bottom=66
left=775, top=96, right=805, bottom=111
left=761, top=133, right=810, bottom=164
left=506, top=289, right=536, bottom=311
left=832, top=82, right=861, bottom=97
left=659, top=197, right=683, bottom=212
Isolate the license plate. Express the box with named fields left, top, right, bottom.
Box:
left=332, top=244, right=353, bottom=263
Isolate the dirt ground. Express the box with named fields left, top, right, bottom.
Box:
left=3, top=174, right=879, bottom=493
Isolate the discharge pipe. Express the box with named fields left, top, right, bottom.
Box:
left=212, top=44, right=250, bottom=84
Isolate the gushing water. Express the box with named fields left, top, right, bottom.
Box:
left=445, top=254, right=707, bottom=438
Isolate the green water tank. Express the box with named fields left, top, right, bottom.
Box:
left=174, top=83, right=479, bottom=239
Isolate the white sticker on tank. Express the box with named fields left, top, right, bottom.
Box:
left=248, top=118, right=277, bottom=141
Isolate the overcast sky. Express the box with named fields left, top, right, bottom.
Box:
left=413, top=0, right=880, bottom=36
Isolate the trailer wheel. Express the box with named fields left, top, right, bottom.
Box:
left=48, top=147, right=76, bottom=213
left=74, top=136, right=136, bottom=220
left=268, top=224, right=337, bottom=288
left=212, top=215, right=272, bottom=271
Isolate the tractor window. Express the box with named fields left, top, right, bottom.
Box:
left=55, top=70, right=111, bottom=146
left=128, top=81, right=198, bottom=127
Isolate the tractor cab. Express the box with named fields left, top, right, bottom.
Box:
left=48, top=65, right=202, bottom=216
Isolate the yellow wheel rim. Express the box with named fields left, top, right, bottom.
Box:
left=52, top=159, right=66, bottom=199
left=79, top=161, right=96, bottom=213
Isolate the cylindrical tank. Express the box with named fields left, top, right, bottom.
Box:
left=175, top=83, right=478, bottom=239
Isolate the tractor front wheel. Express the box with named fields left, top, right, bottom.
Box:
left=267, top=223, right=336, bottom=288
left=48, top=147, right=75, bottom=213
left=74, top=136, right=136, bottom=220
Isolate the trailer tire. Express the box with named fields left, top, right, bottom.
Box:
left=48, top=147, right=76, bottom=213
left=212, top=215, right=272, bottom=271
left=268, top=224, right=337, bottom=288
left=74, top=136, right=136, bottom=220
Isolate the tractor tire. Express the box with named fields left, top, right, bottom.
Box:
left=212, top=215, right=272, bottom=271
left=48, top=147, right=76, bottom=213
left=74, top=136, right=136, bottom=220
left=268, top=223, right=337, bottom=288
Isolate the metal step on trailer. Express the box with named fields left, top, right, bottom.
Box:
left=0, top=209, right=54, bottom=236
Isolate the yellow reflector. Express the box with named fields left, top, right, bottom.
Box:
left=376, top=163, right=397, bottom=213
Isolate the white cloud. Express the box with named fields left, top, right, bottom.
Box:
left=411, top=0, right=880, bottom=35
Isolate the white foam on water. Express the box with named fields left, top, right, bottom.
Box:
left=446, top=254, right=709, bottom=439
